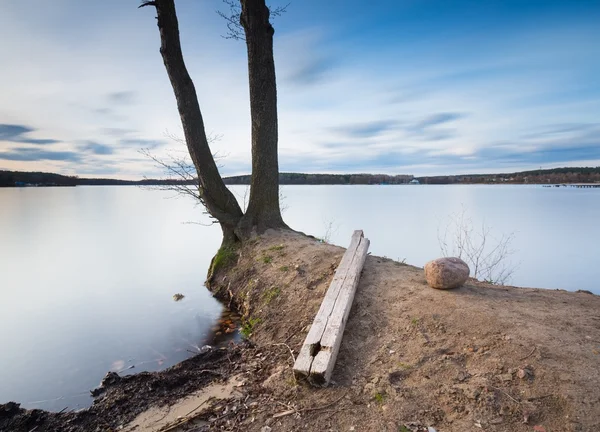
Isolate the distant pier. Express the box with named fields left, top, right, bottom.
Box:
left=543, top=183, right=600, bottom=188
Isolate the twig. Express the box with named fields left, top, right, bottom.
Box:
left=275, top=400, right=295, bottom=410
left=273, top=409, right=296, bottom=418
left=299, top=392, right=347, bottom=412
left=158, top=396, right=221, bottom=432
left=271, top=342, right=298, bottom=385
left=490, top=386, right=520, bottom=404
left=519, top=346, right=536, bottom=361
left=183, top=398, right=212, bottom=418
left=271, top=343, right=296, bottom=363
left=526, top=394, right=554, bottom=401
left=155, top=404, right=172, bottom=423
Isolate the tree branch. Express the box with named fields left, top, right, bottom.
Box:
left=140, top=0, right=244, bottom=238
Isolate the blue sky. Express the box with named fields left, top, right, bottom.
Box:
left=0, top=0, right=599, bottom=179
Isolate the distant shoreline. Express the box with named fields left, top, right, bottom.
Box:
left=1, top=167, right=599, bottom=187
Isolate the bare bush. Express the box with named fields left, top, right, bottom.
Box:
left=318, top=219, right=339, bottom=244
left=437, top=207, right=518, bottom=285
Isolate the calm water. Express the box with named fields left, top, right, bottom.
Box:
left=0, top=184, right=599, bottom=411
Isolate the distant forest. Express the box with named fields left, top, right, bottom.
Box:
left=417, top=167, right=600, bottom=185
left=224, top=173, right=414, bottom=185
left=0, top=170, right=195, bottom=187
left=1, top=167, right=599, bottom=188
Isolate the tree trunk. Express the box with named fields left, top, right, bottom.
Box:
left=237, top=0, right=286, bottom=236
left=144, top=0, right=244, bottom=243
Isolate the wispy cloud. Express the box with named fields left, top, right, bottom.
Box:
left=80, top=141, right=114, bottom=155
left=0, top=124, right=60, bottom=145
left=286, top=56, right=335, bottom=86
left=412, top=112, right=466, bottom=131
left=0, top=147, right=80, bottom=162
left=108, top=91, right=136, bottom=105
left=101, top=127, right=136, bottom=137
left=331, top=120, right=401, bottom=139
left=120, top=138, right=166, bottom=149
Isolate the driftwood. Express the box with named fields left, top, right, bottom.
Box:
left=294, top=230, right=370, bottom=386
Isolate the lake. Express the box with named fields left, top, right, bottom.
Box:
left=0, top=184, right=598, bottom=411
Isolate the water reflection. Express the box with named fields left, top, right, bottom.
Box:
left=0, top=187, right=226, bottom=412
left=204, top=309, right=242, bottom=347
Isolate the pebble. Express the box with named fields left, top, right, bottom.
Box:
left=499, top=373, right=513, bottom=382
left=518, top=368, right=533, bottom=379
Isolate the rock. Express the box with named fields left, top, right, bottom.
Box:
left=91, top=372, right=121, bottom=397
left=424, top=257, right=470, bottom=289
left=518, top=367, right=533, bottom=380
left=457, top=371, right=470, bottom=382
left=100, top=371, right=121, bottom=387
left=199, top=345, right=212, bottom=354
left=1, top=402, right=20, bottom=415
left=363, top=382, right=375, bottom=395
left=498, top=373, right=513, bottom=383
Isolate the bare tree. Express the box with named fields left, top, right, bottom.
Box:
left=236, top=0, right=287, bottom=235
left=140, top=0, right=287, bottom=245
left=437, top=207, right=518, bottom=285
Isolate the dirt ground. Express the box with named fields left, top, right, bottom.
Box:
left=3, top=229, right=599, bottom=432
left=205, top=229, right=600, bottom=432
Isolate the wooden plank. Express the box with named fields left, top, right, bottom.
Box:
left=308, top=236, right=369, bottom=385
left=293, top=230, right=369, bottom=386
left=294, top=231, right=364, bottom=377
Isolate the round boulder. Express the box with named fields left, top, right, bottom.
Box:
left=424, top=257, right=470, bottom=290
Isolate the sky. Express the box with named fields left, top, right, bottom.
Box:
left=0, top=0, right=599, bottom=179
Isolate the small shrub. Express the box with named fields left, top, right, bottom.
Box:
left=240, top=317, right=262, bottom=338
left=263, top=286, right=281, bottom=303
left=374, top=392, right=386, bottom=404
left=268, top=244, right=285, bottom=251
left=438, top=205, right=517, bottom=285
left=262, top=255, right=273, bottom=264
left=279, top=265, right=289, bottom=272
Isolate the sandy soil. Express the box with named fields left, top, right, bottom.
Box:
left=205, top=229, right=600, bottom=432
left=3, top=229, right=599, bottom=432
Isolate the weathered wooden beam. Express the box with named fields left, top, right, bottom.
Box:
left=294, top=230, right=370, bottom=386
